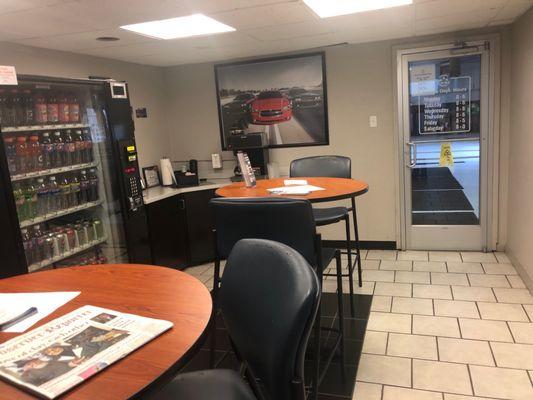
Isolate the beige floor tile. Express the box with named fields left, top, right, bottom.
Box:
left=437, top=337, right=494, bottom=366
left=459, top=318, right=513, bottom=342
left=447, top=262, right=484, bottom=274
left=508, top=275, right=527, bottom=289
left=367, top=312, right=412, bottom=333
left=460, top=252, right=497, bottom=263
left=387, top=333, right=438, bottom=360
left=383, top=386, right=442, bottom=400
left=482, top=262, right=517, bottom=275
left=413, top=261, right=447, bottom=272
left=362, top=331, right=388, bottom=355
left=370, top=295, right=392, bottom=312
left=468, top=274, right=510, bottom=288
left=361, top=259, right=380, bottom=270
left=491, top=342, right=533, bottom=369
left=493, top=288, right=533, bottom=304
left=397, top=250, right=429, bottom=261
left=363, top=269, right=395, bottom=282
left=494, top=252, right=511, bottom=264
left=413, top=315, right=460, bottom=338
left=444, top=395, right=494, bottom=400
left=396, top=271, right=431, bottom=284
left=431, top=272, right=469, bottom=286
left=429, top=251, right=462, bottom=262
left=477, top=302, right=528, bottom=322
left=525, top=305, right=533, bottom=320
left=184, top=264, right=213, bottom=276
left=509, top=322, right=533, bottom=344
left=323, top=280, right=375, bottom=295
left=470, top=365, right=533, bottom=400
left=380, top=260, right=412, bottom=271
left=353, top=382, right=382, bottom=400
left=357, top=354, right=411, bottom=386
left=392, top=297, right=434, bottom=315
left=374, top=282, right=411, bottom=297
left=342, top=249, right=368, bottom=260
left=367, top=250, right=397, bottom=261
left=452, top=286, right=496, bottom=302
left=434, top=300, right=480, bottom=318
left=413, top=359, right=472, bottom=395
left=413, top=284, right=453, bottom=300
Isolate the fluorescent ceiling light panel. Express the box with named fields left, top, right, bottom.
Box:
left=303, top=0, right=413, bottom=18
left=120, top=14, right=235, bottom=40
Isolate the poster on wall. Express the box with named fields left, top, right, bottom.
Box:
left=214, top=52, right=329, bottom=149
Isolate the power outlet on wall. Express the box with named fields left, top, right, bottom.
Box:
left=369, top=115, right=378, bottom=128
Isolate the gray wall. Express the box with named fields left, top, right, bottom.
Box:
left=507, top=8, right=533, bottom=288
left=162, top=29, right=511, bottom=243
left=0, top=42, right=169, bottom=169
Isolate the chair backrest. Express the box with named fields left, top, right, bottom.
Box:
left=219, top=239, right=320, bottom=400
left=210, top=197, right=317, bottom=265
left=290, top=155, right=351, bottom=179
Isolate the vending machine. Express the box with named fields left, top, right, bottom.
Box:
left=0, top=75, right=151, bottom=279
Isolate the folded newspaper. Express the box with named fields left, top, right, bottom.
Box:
left=0, top=305, right=173, bottom=399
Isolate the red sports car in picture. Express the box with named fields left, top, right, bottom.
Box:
left=250, top=90, right=292, bottom=125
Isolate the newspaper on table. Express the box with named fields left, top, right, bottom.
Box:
left=0, top=305, right=173, bottom=399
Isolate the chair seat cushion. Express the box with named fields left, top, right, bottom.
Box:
left=152, top=369, right=256, bottom=400
left=312, top=207, right=348, bottom=226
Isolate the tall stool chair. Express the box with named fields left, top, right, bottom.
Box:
left=210, top=197, right=345, bottom=400
left=290, top=155, right=363, bottom=315
left=152, top=238, right=321, bottom=400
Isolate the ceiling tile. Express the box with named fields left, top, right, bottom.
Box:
left=415, top=0, right=506, bottom=20
left=0, top=0, right=75, bottom=16
left=415, top=9, right=498, bottom=33
left=243, top=20, right=333, bottom=41
left=494, top=0, right=532, bottom=20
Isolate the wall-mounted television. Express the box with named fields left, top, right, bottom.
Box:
left=214, top=52, right=329, bottom=150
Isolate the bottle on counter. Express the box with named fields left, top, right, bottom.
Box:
left=15, top=135, right=28, bottom=174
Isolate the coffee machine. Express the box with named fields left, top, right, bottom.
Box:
left=227, top=132, right=269, bottom=180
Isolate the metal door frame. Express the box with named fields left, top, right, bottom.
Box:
left=395, top=40, right=496, bottom=251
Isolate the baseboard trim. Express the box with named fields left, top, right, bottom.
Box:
left=505, top=250, right=533, bottom=295
left=323, top=240, right=397, bottom=250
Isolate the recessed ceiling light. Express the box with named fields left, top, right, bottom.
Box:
left=303, top=0, right=413, bottom=18
left=120, top=14, right=235, bottom=40
left=96, top=36, right=120, bottom=42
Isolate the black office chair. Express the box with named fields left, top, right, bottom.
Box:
left=209, top=197, right=345, bottom=400
left=290, top=156, right=363, bottom=314
left=152, top=238, right=321, bottom=400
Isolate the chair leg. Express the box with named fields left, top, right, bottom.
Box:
left=351, top=197, right=363, bottom=288
left=344, top=214, right=355, bottom=317
left=335, top=251, right=345, bottom=370
left=209, top=258, right=221, bottom=368
left=311, top=305, right=321, bottom=400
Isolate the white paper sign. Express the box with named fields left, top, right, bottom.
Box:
left=410, top=64, right=435, bottom=96
left=0, top=66, right=18, bottom=85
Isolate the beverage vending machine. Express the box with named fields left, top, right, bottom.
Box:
left=0, top=75, right=151, bottom=278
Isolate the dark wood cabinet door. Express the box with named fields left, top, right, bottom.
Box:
left=183, top=189, right=216, bottom=266
left=146, top=195, right=187, bottom=269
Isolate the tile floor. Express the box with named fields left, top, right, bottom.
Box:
left=184, top=250, right=533, bottom=400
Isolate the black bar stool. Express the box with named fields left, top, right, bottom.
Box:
left=290, top=156, right=363, bottom=316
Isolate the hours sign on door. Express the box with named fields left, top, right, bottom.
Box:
left=417, top=75, right=471, bottom=135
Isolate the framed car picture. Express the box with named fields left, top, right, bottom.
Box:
left=214, top=52, right=329, bottom=150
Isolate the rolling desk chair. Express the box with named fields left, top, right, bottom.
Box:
left=152, top=239, right=321, bottom=400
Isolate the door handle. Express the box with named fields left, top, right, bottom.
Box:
left=405, top=142, right=417, bottom=169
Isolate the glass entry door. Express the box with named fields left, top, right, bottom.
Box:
left=398, top=45, right=490, bottom=250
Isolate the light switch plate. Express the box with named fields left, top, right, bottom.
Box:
left=369, top=115, right=378, bottom=128
left=211, top=153, right=222, bottom=169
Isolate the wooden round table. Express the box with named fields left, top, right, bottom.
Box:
left=215, top=177, right=368, bottom=203
left=0, top=264, right=212, bottom=400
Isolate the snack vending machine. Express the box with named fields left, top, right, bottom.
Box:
left=0, top=75, right=151, bottom=278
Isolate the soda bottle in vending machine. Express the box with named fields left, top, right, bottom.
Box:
left=34, top=91, right=48, bottom=124
left=82, top=128, right=93, bottom=162
left=21, top=228, right=35, bottom=266
left=36, top=177, right=49, bottom=216
left=69, top=173, right=81, bottom=207
left=40, top=131, right=53, bottom=169
left=47, top=92, right=59, bottom=124
left=68, top=93, right=80, bottom=123
left=0, top=89, right=8, bottom=126
left=79, top=170, right=89, bottom=204
left=15, top=135, right=28, bottom=174
left=48, top=176, right=60, bottom=213
left=52, top=131, right=64, bottom=168
left=59, top=174, right=71, bottom=210
left=10, top=89, right=24, bottom=127
left=13, top=182, right=26, bottom=221
left=4, top=136, right=17, bottom=175
left=88, top=168, right=99, bottom=202
left=28, top=135, right=42, bottom=172
left=73, top=129, right=84, bottom=164
left=23, top=180, right=37, bottom=220
left=63, top=129, right=75, bottom=166
left=22, top=89, right=34, bottom=126
left=58, top=92, right=69, bottom=123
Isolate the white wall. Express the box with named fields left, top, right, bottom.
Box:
left=162, top=28, right=511, bottom=244
left=507, top=8, right=533, bottom=289
left=0, top=41, right=169, bottom=169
